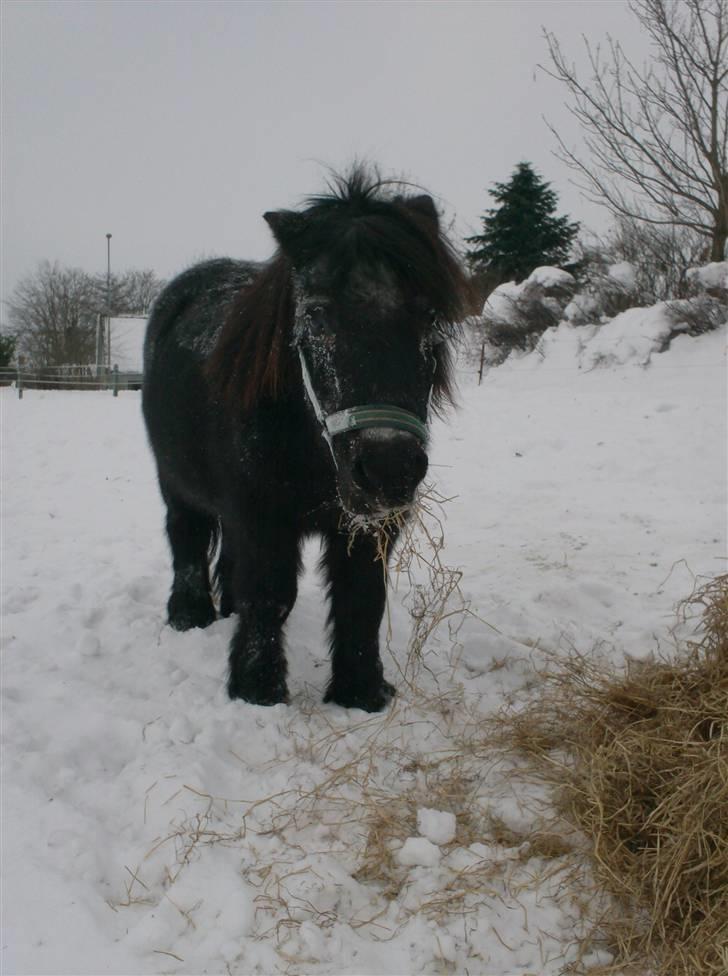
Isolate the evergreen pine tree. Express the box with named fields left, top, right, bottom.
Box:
left=466, top=162, right=579, bottom=283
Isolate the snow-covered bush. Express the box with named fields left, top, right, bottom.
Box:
left=463, top=259, right=726, bottom=377
left=468, top=266, right=576, bottom=366
left=686, top=260, right=728, bottom=301
left=596, top=219, right=707, bottom=304
left=664, top=296, right=727, bottom=337
left=564, top=260, right=638, bottom=325
left=665, top=261, right=728, bottom=337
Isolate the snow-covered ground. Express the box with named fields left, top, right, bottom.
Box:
left=2, top=320, right=726, bottom=975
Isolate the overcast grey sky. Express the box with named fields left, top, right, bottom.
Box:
left=2, top=0, right=652, bottom=302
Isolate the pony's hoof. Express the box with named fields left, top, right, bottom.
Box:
left=168, top=592, right=216, bottom=631
left=324, top=678, right=396, bottom=712
left=227, top=669, right=289, bottom=706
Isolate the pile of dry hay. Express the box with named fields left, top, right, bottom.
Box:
left=497, top=574, right=728, bottom=976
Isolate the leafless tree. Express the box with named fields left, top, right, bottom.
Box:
left=6, top=263, right=166, bottom=368
left=544, top=0, right=728, bottom=260
left=7, top=261, right=98, bottom=367
left=92, top=268, right=166, bottom=316
left=120, top=268, right=165, bottom=314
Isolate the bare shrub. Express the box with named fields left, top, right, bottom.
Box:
left=665, top=296, right=727, bottom=337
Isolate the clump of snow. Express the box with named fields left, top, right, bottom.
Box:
left=563, top=291, right=602, bottom=324
left=417, top=808, right=457, bottom=845
left=397, top=836, right=442, bottom=867
left=687, top=260, right=728, bottom=293
left=559, top=260, right=639, bottom=329
left=527, top=266, right=575, bottom=292
left=481, top=279, right=522, bottom=322
left=580, top=303, right=677, bottom=368
left=481, top=267, right=576, bottom=324
left=607, top=261, right=637, bottom=290
left=432, top=932, right=457, bottom=962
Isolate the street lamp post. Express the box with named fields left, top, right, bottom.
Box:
left=106, top=233, right=112, bottom=368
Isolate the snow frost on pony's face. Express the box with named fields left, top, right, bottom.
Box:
left=262, top=187, right=463, bottom=520
left=291, top=259, right=441, bottom=517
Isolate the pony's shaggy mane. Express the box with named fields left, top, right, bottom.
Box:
left=207, top=166, right=470, bottom=415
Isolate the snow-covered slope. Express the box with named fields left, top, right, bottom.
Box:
left=2, top=322, right=726, bottom=975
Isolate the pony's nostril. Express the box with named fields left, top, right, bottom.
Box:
left=353, top=455, right=374, bottom=493
left=412, top=447, right=428, bottom=483
left=352, top=435, right=428, bottom=503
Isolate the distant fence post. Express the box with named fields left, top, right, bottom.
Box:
left=477, top=342, right=486, bottom=385
left=112, top=364, right=119, bottom=397
left=17, top=370, right=23, bottom=399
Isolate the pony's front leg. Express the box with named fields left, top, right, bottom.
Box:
left=322, top=528, right=397, bottom=712
left=226, top=519, right=300, bottom=706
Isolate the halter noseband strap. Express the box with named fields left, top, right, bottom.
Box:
left=325, top=405, right=428, bottom=440
left=297, top=348, right=428, bottom=466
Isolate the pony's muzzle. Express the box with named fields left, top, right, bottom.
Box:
left=351, top=429, right=428, bottom=510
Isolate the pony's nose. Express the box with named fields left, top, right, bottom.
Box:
left=352, top=430, right=428, bottom=507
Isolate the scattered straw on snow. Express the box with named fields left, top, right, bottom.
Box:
left=112, top=488, right=588, bottom=970
left=109, top=480, right=727, bottom=975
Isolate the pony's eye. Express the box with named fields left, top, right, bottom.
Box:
left=422, top=332, right=444, bottom=353
left=422, top=334, right=443, bottom=375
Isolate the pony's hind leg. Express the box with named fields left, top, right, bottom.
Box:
left=162, top=487, right=217, bottom=631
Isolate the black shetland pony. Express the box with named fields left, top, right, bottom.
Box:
left=142, top=167, right=468, bottom=712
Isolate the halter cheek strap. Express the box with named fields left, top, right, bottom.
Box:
left=297, top=348, right=428, bottom=468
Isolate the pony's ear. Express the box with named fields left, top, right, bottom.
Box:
left=263, top=210, right=307, bottom=253
left=403, top=194, right=439, bottom=227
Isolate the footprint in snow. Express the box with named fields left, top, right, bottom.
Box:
left=3, top=586, right=42, bottom=614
